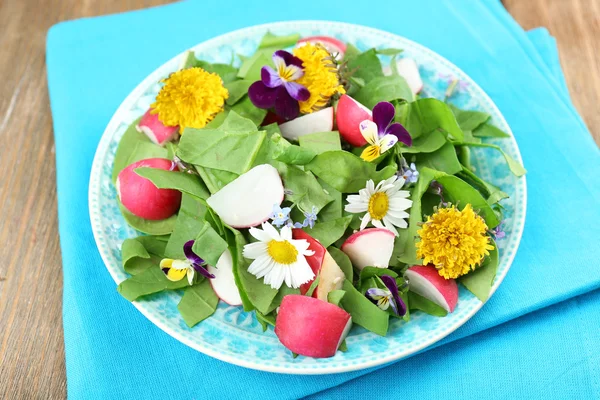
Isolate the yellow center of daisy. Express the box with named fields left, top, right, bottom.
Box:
left=151, top=67, right=229, bottom=132
left=368, top=192, right=389, bottom=220
left=416, top=204, right=494, bottom=279
left=267, top=240, right=298, bottom=265
left=293, top=43, right=346, bottom=114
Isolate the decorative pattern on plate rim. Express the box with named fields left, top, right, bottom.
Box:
left=89, top=21, right=527, bottom=374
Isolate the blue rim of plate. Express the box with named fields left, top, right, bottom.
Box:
left=89, top=20, right=527, bottom=374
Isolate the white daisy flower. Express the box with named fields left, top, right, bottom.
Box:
left=344, top=175, right=412, bottom=236
left=242, top=222, right=315, bottom=290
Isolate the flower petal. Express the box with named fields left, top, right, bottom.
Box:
left=360, top=213, right=372, bottom=230
left=261, top=66, right=283, bottom=88
left=243, top=242, right=268, bottom=259
left=360, top=145, right=381, bottom=162
left=248, top=81, right=277, bottom=109
left=187, top=268, right=195, bottom=285
left=381, top=275, right=407, bottom=316
left=359, top=120, right=379, bottom=145
left=372, top=101, right=396, bottom=135
left=365, top=287, right=390, bottom=301
left=378, top=134, right=398, bottom=154
left=261, top=221, right=281, bottom=241
left=382, top=217, right=399, bottom=236
left=283, top=81, right=310, bottom=101
left=274, top=86, right=300, bottom=120
left=192, top=263, right=215, bottom=279
left=386, top=122, right=412, bottom=146
left=274, top=50, right=304, bottom=69
left=184, top=240, right=203, bottom=265
left=272, top=51, right=287, bottom=71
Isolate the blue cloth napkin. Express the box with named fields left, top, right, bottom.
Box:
left=46, top=1, right=600, bottom=399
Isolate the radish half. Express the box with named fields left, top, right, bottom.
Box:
left=116, top=158, right=181, bottom=220
left=404, top=265, right=458, bottom=313
left=208, top=249, right=242, bottom=306
left=315, top=251, right=345, bottom=301
left=206, top=164, right=284, bottom=228
left=335, top=95, right=372, bottom=147
left=275, top=295, right=352, bottom=358
left=136, top=108, right=179, bottom=146
left=382, top=58, right=423, bottom=95
left=341, top=228, right=395, bottom=270
left=279, top=107, right=334, bottom=141
left=292, top=229, right=326, bottom=295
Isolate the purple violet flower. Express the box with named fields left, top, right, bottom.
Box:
left=248, top=50, right=310, bottom=120
left=365, top=275, right=407, bottom=316
left=491, top=221, right=506, bottom=240
left=293, top=206, right=318, bottom=229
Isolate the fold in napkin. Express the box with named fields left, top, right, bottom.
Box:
left=47, top=1, right=600, bottom=399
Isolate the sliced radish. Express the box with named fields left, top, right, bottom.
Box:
left=208, top=249, right=242, bottom=306
left=261, top=111, right=286, bottom=127
left=297, top=36, right=347, bottom=59
left=136, top=108, right=179, bottom=146
left=279, top=107, right=334, bottom=141
left=206, top=164, right=284, bottom=228
left=404, top=265, right=458, bottom=313
left=117, top=158, right=181, bottom=220
left=275, top=295, right=352, bottom=358
left=335, top=95, right=372, bottom=147
left=292, top=229, right=326, bottom=295
left=382, top=58, right=423, bottom=95
left=341, top=228, right=395, bottom=270
left=315, top=251, right=345, bottom=301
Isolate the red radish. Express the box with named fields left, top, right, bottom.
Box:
left=382, top=58, right=423, bottom=95
left=275, top=295, right=352, bottom=358
left=293, top=229, right=326, bottom=295
left=116, top=158, right=182, bottom=220
left=341, top=228, right=395, bottom=270
left=404, top=265, right=458, bottom=313
left=335, top=95, right=372, bottom=147
left=297, top=36, right=347, bottom=59
left=279, top=107, right=334, bottom=141
left=208, top=249, right=242, bottom=306
left=206, top=164, right=284, bottom=228
left=314, top=251, right=345, bottom=301
left=136, top=108, right=179, bottom=146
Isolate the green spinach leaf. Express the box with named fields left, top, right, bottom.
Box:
left=177, top=279, right=219, bottom=327
left=305, top=216, right=353, bottom=248
left=341, top=280, right=389, bottom=336
left=459, top=239, right=498, bottom=302
left=298, top=131, right=342, bottom=153
left=354, top=75, right=414, bottom=109
left=117, top=266, right=188, bottom=301
left=327, top=247, right=353, bottom=282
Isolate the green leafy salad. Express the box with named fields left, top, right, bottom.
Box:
left=111, top=32, right=525, bottom=358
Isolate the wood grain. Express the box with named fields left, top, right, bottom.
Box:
left=0, top=0, right=597, bottom=398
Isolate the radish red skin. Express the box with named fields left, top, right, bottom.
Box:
left=341, top=228, right=395, bottom=270
left=292, top=229, right=326, bottom=295
left=406, top=265, right=458, bottom=312
left=298, top=36, right=347, bottom=56
left=275, top=295, right=351, bottom=358
left=136, top=109, right=179, bottom=146
left=117, top=158, right=181, bottom=220
left=336, top=95, right=372, bottom=147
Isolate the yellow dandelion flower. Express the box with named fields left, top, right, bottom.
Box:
left=293, top=43, right=345, bottom=114
left=151, top=67, right=229, bottom=131
left=416, top=204, right=494, bottom=279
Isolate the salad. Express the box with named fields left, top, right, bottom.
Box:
left=112, top=32, right=525, bottom=358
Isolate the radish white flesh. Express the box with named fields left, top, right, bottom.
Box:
left=341, top=228, right=395, bottom=270
left=206, top=164, right=284, bottom=228
left=315, top=251, right=345, bottom=301
left=275, top=295, right=352, bottom=358
left=382, top=58, right=423, bottom=95
left=405, top=265, right=458, bottom=313
left=279, top=107, right=334, bottom=141
left=208, top=249, right=242, bottom=306
left=136, top=109, right=179, bottom=146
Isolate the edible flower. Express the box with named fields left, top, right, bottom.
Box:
left=293, top=43, right=345, bottom=113
left=398, top=159, right=419, bottom=183
left=160, top=240, right=214, bottom=285
left=359, top=102, right=412, bottom=162
left=248, top=50, right=310, bottom=120
left=270, top=204, right=292, bottom=228
left=491, top=221, right=506, bottom=240
left=151, top=67, right=229, bottom=131
left=294, top=206, right=318, bottom=229
left=345, top=175, right=412, bottom=236
left=430, top=180, right=447, bottom=206
left=243, top=222, right=315, bottom=290
left=365, top=275, right=407, bottom=316
left=416, top=204, right=494, bottom=279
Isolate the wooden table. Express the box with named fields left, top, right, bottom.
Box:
left=0, top=0, right=598, bottom=398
